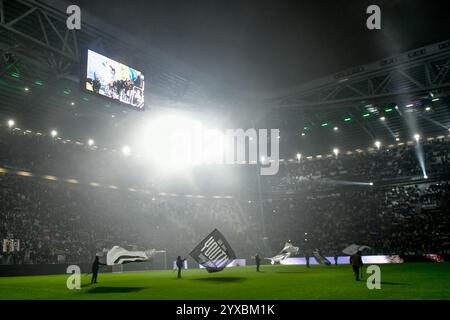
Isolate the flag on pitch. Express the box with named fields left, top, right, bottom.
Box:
left=342, top=244, right=370, bottom=256
left=190, top=229, right=236, bottom=273
left=106, top=246, right=163, bottom=265
left=280, top=242, right=299, bottom=255
left=312, top=249, right=331, bottom=265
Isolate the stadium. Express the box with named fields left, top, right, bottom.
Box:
left=0, top=0, right=450, bottom=306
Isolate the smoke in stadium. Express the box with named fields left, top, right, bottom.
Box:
left=0, top=0, right=449, bottom=315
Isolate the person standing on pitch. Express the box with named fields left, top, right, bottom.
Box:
left=176, top=256, right=186, bottom=279
left=91, top=255, right=106, bottom=284
left=305, top=253, right=310, bottom=268
left=349, top=250, right=363, bottom=281
left=255, top=254, right=261, bottom=272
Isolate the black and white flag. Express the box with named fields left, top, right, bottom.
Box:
left=190, top=229, right=236, bottom=273
left=106, top=246, right=164, bottom=265
left=312, top=249, right=331, bottom=266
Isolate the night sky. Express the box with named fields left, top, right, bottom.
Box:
left=72, top=0, right=450, bottom=93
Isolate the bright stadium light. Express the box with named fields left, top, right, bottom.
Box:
left=369, top=182, right=374, bottom=186
left=122, top=146, right=131, bottom=156
left=296, top=153, right=302, bottom=161
left=424, top=174, right=428, bottom=179
left=50, top=130, right=58, bottom=138
left=260, top=156, right=266, bottom=163
left=380, top=116, right=386, bottom=121
left=414, top=134, right=420, bottom=142
left=24, top=87, right=29, bottom=92
left=333, top=148, right=339, bottom=157
left=301, top=132, right=306, bottom=136
left=71, top=102, right=75, bottom=106
left=396, top=137, right=400, bottom=142
left=87, top=139, right=95, bottom=147
left=374, top=141, right=381, bottom=150
left=333, top=126, right=339, bottom=131
left=425, top=106, right=431, bottom=112
left=7, top=119, right=15, bottom=128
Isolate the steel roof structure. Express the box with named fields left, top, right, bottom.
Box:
left=1, top=0, right=449, bottom=155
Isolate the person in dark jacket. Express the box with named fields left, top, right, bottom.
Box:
left=255, top=254, right=261, bottom=272
left=305, top=253, right=310, bottom=268
left=176, top=256, right=186, bottom=279
left=91, top=256, right=106, bottom=284
left=349, top=251, right=363, bottom=281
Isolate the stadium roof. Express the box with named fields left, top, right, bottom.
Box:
left=1, top=0, right=450, bottom=155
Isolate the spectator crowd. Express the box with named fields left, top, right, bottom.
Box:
left=1, top=127, right=449, bottom=264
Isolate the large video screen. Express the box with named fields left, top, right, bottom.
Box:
left=85, top=49, right=145, bottom=110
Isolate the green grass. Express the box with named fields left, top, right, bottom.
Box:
left=1, top=263, right=449, bottom=300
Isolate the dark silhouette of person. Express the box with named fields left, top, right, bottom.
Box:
left=176, top=256, right=186, bottom=279
left=334, top=252, right=339, bottom=265
left=255, top=254, right=261, bottom=272
left=305, top=253, right=310, bottom=268
left=91, top=256, right=105, bottom=284
left=349, top=251, right=363, bottom=281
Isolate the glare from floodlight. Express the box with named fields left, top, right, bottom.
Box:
left=122, top=146, right=131, bottom=156
left=333, top=126, right=339, bottom=131
left=333, top=148, right=339, bottom=156
left=7, top=119, right=15, bottom=128
left=24, top=87, right=29, bottom=92
left=425, top=107, right=431, bottom=111
left=87, top=139, right=95, bottom=147
left=396, top=137, right=400, bottom=142
left=296, top=153, right=302, bottom=161
left=414, top=134, right=420, bottom=142
left=380, top=116, right=386, bottom=121
left=71, top=102, right=75, bottom=106
left=369, top=182, right=374, bottom=186
left=50, top=130, right=58, bottom=138
left=424, top=174, right=428, bottom=179
left=301, top=132, right=305, bottom=136
left=374, top=141, right=381, bottom=149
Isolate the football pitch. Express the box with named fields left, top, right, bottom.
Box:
left=1, top=263, right=449, bottom=300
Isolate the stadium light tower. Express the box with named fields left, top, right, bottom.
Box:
left=51, top=130, right=58, bottom=138
left=122, top=146, right=131, bottom=156
left=374, top=140, right=381, bottom=150
left=333, top=148, right=339, bottom=157
left=7, top=119, right=15, bottom=128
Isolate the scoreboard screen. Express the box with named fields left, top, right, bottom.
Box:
left=85, top=49, right=145, bottom=110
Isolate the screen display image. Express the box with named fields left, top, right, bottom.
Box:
left=86, top=49, right=145, bottom=110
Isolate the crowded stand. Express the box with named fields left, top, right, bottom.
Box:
left=1, top=126, right=449, bottom=264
